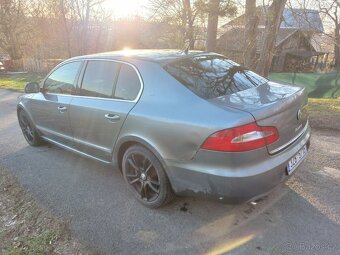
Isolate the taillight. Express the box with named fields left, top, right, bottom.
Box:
left=201, top=123, right=279, bottom=152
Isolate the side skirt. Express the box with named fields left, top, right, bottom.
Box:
left=41, top=136, right=112, bottom=165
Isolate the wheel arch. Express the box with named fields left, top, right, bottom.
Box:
left=113, top=136, right=174, bottom=190
left=17, top=103, right=36, bottom=126
left=114, top=136, right=166, bottom=171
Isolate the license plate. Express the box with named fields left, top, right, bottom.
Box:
left=287, top=145, right=307, bottom=175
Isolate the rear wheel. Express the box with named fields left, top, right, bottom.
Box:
left=122, top=145, right=173, bottom=208
left=18, top=110, right=42, bottom=146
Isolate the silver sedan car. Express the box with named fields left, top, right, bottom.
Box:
left=17, top=50, right=310, bottom=208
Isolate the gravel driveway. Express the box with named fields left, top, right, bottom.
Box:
left=1, top=89, right=339, bottom=255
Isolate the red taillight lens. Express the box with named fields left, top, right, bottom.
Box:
left=201, top=123, right=279, bottom=152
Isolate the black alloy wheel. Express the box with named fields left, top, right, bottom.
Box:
left=122, top=145, right=173, bottom=208
left=18, top=111, right=42, bottom=146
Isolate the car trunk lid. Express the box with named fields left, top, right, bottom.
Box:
left=208, top=81, right=308, bottom=154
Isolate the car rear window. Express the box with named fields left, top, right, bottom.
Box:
left=164, top=55, right=268, bottom=99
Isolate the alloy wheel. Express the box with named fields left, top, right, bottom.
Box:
left=19, top=114, right=34, bottom=143
left=125, top=152, right=160, bottom=202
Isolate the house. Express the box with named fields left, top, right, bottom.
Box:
left=217, top=7, right=328, bottom=72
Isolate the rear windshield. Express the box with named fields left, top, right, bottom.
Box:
left=164, top=55, right=268, bottom=99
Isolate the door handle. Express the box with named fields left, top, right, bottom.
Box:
left=58, top=106, right=67, bottom=113
left=104, top=114, right=120, bottom=122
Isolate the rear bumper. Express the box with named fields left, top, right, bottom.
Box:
left=165, top=125, right=311, bottom=203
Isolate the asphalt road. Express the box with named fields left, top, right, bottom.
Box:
left=1, top=89, right=339, bottom=255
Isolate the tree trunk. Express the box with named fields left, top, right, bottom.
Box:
left=183, top=0, right=195, bottom=49
left=60, top=0, right=72, bottom=57
left=243, top=0, right=259, bottom=70
left=79, top=0, right=91, bottom=55
left=206, top=0, right=220, bottom=52
left=7, top=32, right=22, bottom=60
left=255, top=0, right=287, bottom=77
left=334, top=25, right=340, bottom=68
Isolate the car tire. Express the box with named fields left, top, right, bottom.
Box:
left=122, top=145, right=173, bottom=208
left=18, top=110, right=43, bottom=146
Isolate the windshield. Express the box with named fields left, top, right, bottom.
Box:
left=164, top=55, right=268, bottom=99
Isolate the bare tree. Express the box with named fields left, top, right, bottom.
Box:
left=206, top=0, right=220, bottom=51
left=70, top=0, right=105, bottom=55
left=255, top=0, right=287, bottom=76
left=243, top=0, right=259, bottom=70
left=317, top=0, right=340, bottom=68
left=183, top=0, right=195, bottom=48
left=205, top=0, right=237, bottom=52
left=58, top=0, right=72, bottom=57
left=148, top=0, right=202, bottom=49
left=0, top=0, right=31, bottom=59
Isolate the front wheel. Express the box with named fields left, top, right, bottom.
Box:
left=18, top=110, right=42, bottom=146
left=122, top=145, right=173, bottom=208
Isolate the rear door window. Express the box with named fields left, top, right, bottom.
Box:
left=114, top=64, right=141, bottom=101
left=81, top=60, right=120, bottom=98
left=164, top=56, right=268, bottom=99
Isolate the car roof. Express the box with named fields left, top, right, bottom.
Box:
left=70, top=49, right=221, bottom=65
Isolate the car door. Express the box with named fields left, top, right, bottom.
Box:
left=69, top=60, right=142, bottom=161
left=28, top=61, right=83, bottom=145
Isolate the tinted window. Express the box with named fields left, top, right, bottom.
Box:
left=114, top=64, right=141, bottom=100
left=164, top=56, right=268, bottom=99
left=81, top=61, right=119, bottom=98
left=44, top=61, right=81, bottom=94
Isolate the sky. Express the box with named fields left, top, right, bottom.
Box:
left=103, top=0, right=149, bottom=18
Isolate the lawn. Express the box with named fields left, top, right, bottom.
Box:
left=269, top=72, right=340, bottom=99
left=0, top=73, right=44, bottom=92
left=307, top=98, right=340, bottom=130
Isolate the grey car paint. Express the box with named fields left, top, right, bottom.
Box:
left=27, top=93, right=74, bottom=146
left=17, top=50, right=311, bottom=203
left=68, top=60, right=144, bottom=161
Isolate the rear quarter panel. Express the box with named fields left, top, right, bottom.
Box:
left=116, top=60, right=255, bottom=161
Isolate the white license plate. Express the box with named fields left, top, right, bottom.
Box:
left=287, top=145, right=308, bottom=175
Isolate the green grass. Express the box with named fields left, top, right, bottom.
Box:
left=307, top=98, right=340, bottom=130
left=308, top=98, right=340, bottom=114
left=269, top=72, right=340, bottom=99
left=0, top=73, right=44, bottom=92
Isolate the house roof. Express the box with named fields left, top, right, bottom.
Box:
left=221, top=7, right=324, bottom=33
left=281, top=8, right=324, bottom=32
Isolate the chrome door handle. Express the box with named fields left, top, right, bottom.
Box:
left=58, top=106, right=67, bottom=113
left=105, top=114, right=120, bottom=122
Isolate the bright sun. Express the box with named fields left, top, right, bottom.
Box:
left=104, top=0, right=148, bottom=18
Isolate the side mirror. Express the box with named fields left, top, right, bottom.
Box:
left=24, top=82, right=40, bottom=94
